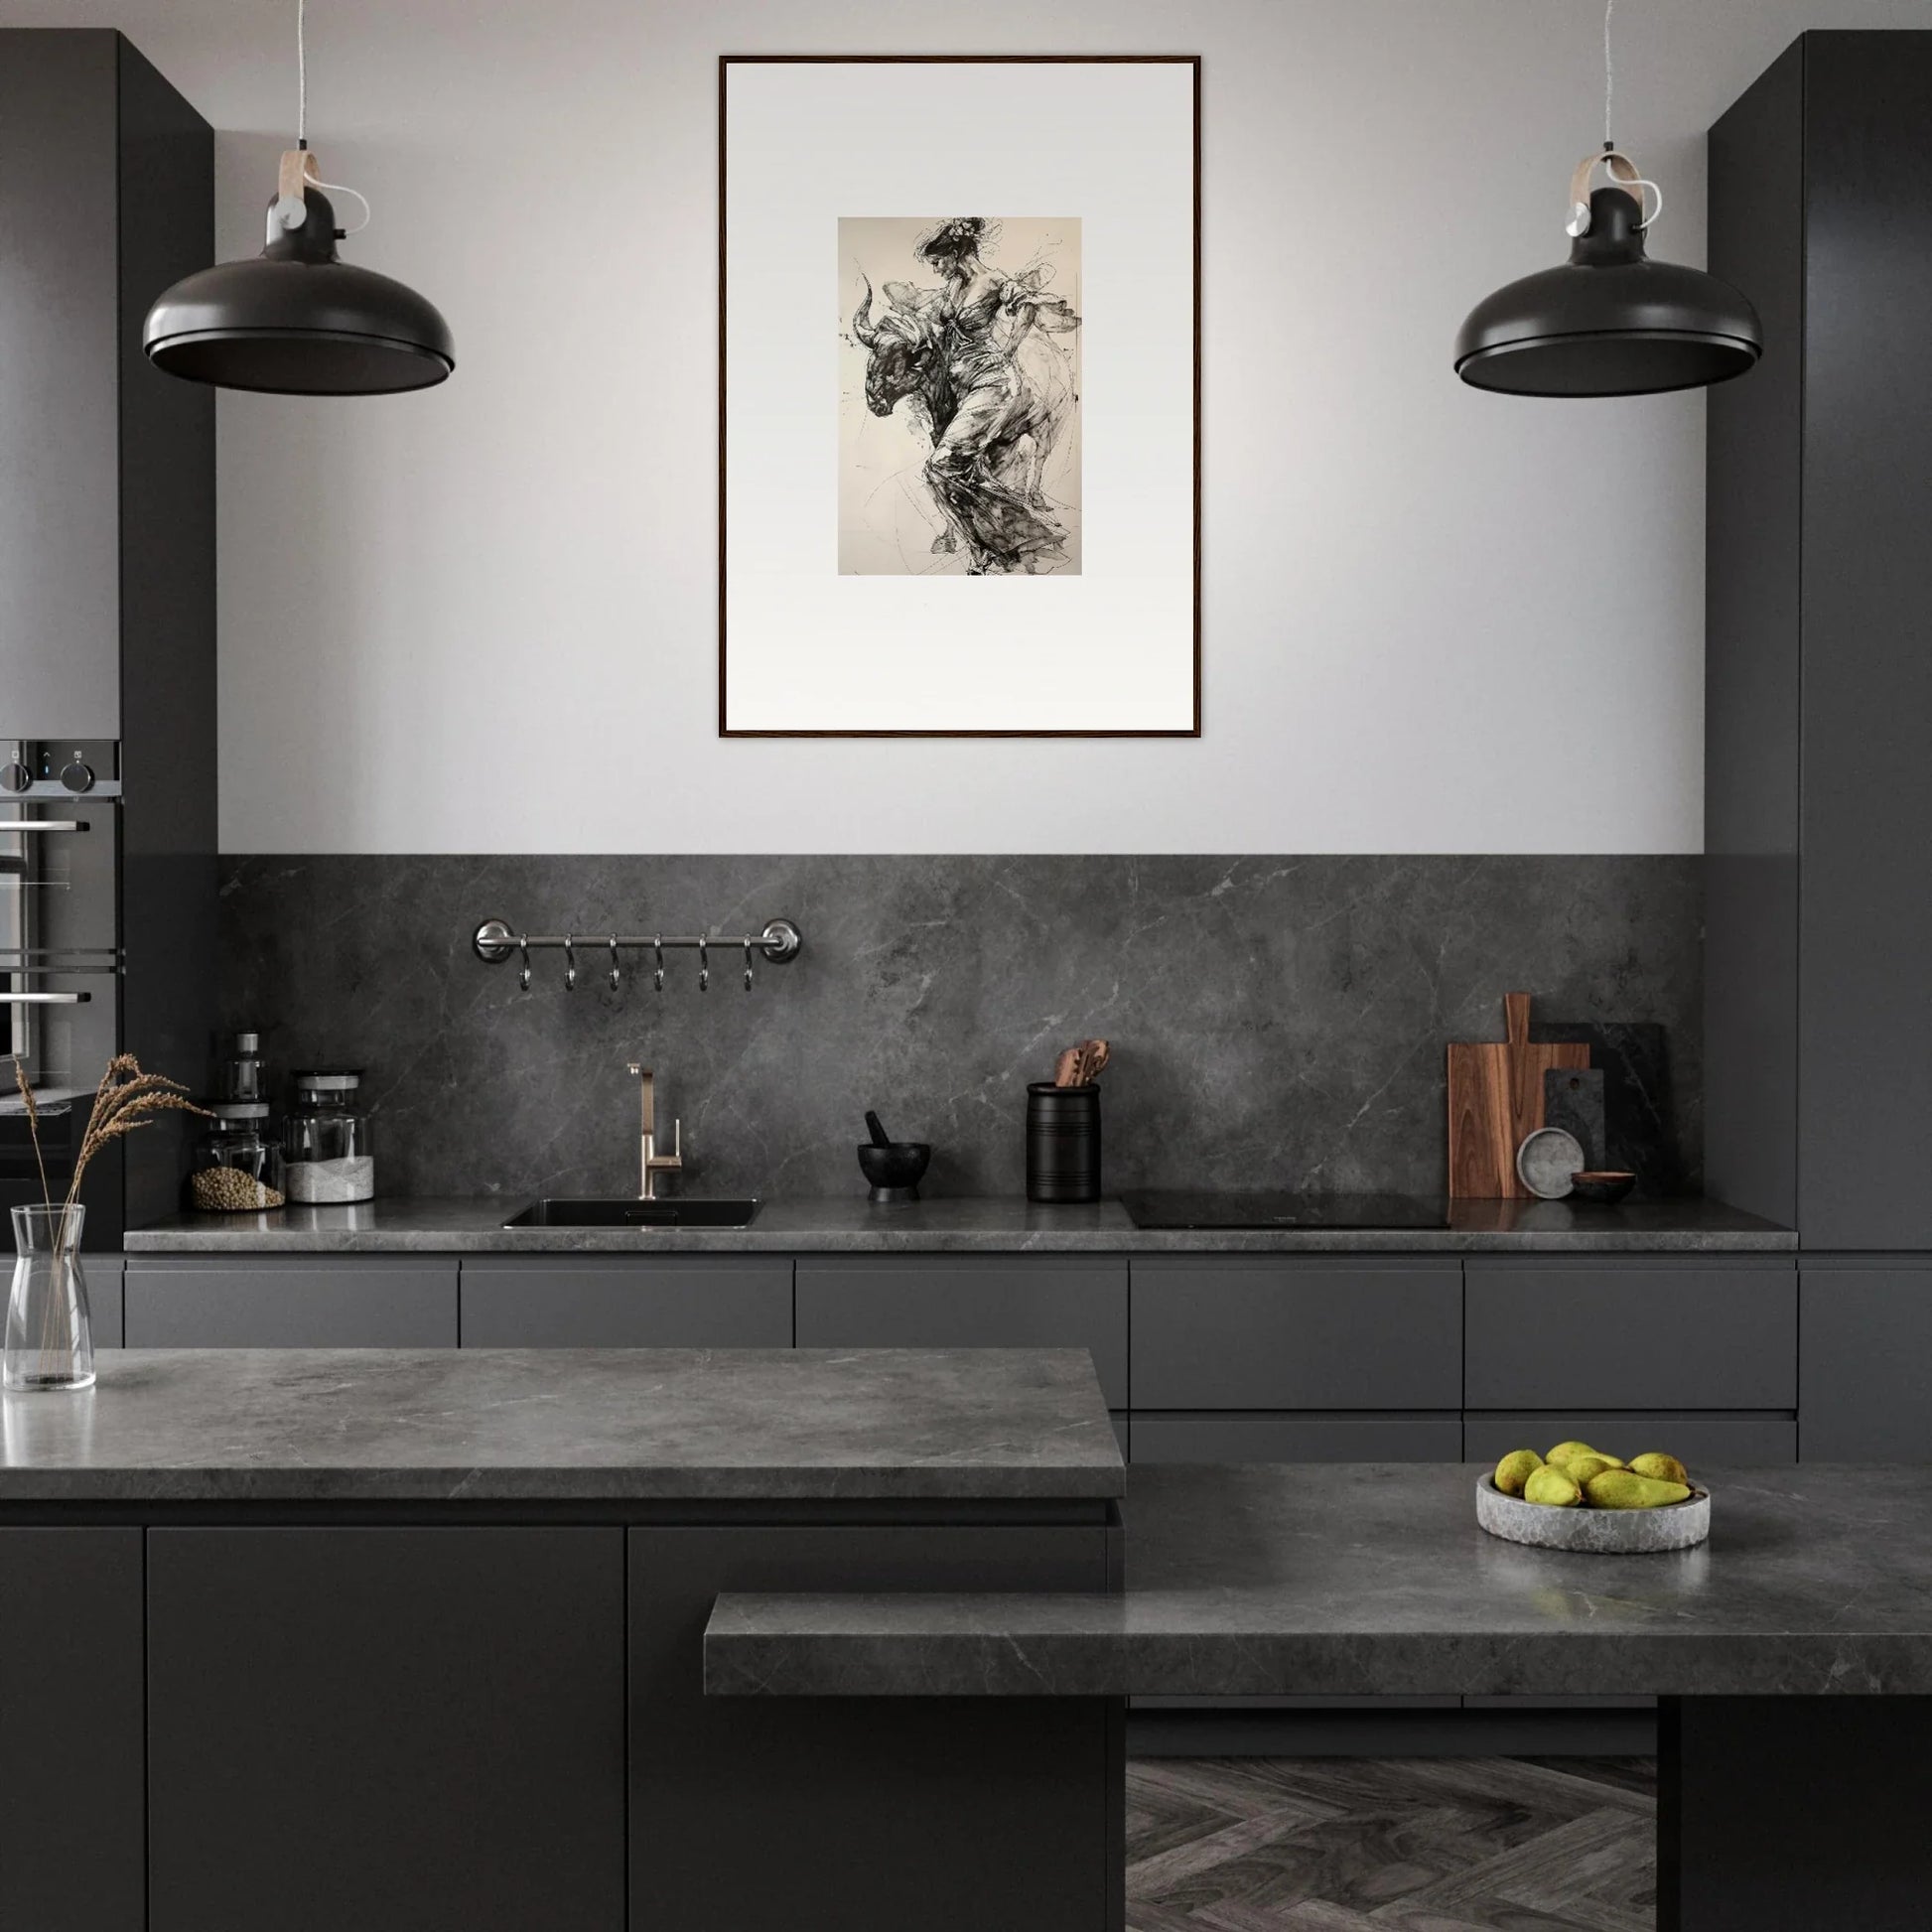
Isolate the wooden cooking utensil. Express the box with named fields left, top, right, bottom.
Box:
left=1447, top=993, right=1589, bottom=1198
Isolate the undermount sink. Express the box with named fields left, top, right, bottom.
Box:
left=502, top=1197, right=761, bottom=1229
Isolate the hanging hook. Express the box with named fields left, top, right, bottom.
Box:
left=608, top=935, right=621, bottom=991
left=698, top=937, right=710, bottom=994
left=744, top=939, right=755, bottom=993
left=563, top=934, right=577, bottom=992
left=517, top=934, right=531, bottom=994
left=653, top=937, right=665, bottom=994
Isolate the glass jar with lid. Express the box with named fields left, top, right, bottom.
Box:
left=283, top=1069, right=375, bottom=1204
left=187, top=1102, right=287, bottom=1212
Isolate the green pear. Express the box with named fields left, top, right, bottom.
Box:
left=1494, top=1449, right=1543, bottom=1496
left=1524, top=1465, right=1584, bottom=1507
left=1546, top=1440, right=1599, bottom=1464
left=1585, top=1469, right=1693, bottom=1510
left=1628, top=1451, right=1690, bottom=1486
left=1554, top=1452, right=1619, bottom=1485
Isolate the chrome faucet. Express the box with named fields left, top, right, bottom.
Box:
left=624, top=1062, right=683, bottom=1199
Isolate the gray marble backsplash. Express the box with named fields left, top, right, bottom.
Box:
left=216, top=856, right=1702, bottom=1203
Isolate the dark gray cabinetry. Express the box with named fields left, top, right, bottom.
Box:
left=0, top=32, right=121, bottom=730
left=1132, top=1415, right=1462, bottom=1462
left=0, top=31, right=216, bottom=1242
left=796, top=1256, right=1129, bottom=1408
left=125, top=1256, right=458, bottom=1346
left=147, top=1527, right=626, bottom=1932
left=460, top=1255, right=791, bottom=1347
left=1464, top=1260, right=1796, bottom=1411
left=629, top=1524, right=1118, bottom=1931
left=0, top=1529, right=144, bottom=1931
left=86, top=1254, right=124, bottom=1347
left=1800, top=1263, right=1932, bottom=1459
left=1708, top=33, right=1932, bottom=1250
left=1131, top=1259, right=1460, bottom=1461
left=1462, top=1414, right=1798, bottom=1466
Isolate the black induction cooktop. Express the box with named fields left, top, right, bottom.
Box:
left=1118, top=1191, right=1451, bottom=1231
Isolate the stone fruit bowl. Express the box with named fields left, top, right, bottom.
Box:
left=1476, top=1474, right=1711, bottom=1553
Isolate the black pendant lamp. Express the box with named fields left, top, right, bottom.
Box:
left=143, top=0, right=453, bottom=395
left=1454, top=2, right=1759, bottom=397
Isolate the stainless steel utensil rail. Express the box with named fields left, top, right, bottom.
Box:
left=472, top=916, right=802, bottom=993
left=0, top=991, right=90, bottom=1004
left=0, top=821, right=89, bottom=835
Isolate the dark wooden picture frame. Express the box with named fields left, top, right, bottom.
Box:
left=718, top=54, right=1202, bottom=739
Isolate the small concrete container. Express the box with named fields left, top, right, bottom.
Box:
left=1476, top=1474, right=1711, bottom=1553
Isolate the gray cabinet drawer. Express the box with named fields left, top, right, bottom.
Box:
left=1131, top=1259, right=1461, bottom=1411
left=83, top=1254, right=123, bottom=1348
left=1131, top=1415, right=1462, bottom=1463
left=460, top=1258, right=791, bottom=1348
left=1800, top=1264, right=1932, bottom=1459
left=794, top=1258, right=1127, bottom=1408
left=125, top=1257, right=458, bottom=1348
left=1463, top=1412, right=1797, bottom=1466
left=1464, top=1260, right=1795, bottom=1410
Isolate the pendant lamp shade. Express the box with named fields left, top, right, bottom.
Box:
left=144, top=184, right=454, bottom=395
left=1455, top=183, right=1760, bottom=399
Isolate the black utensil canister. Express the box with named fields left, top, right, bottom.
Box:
left=1027, top=1082, right=1101, bottom=1203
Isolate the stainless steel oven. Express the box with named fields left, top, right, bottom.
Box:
left=1, top=741, right=123, bottom=1231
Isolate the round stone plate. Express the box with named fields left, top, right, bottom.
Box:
left=1516, top=1126, right=1586, bottom=1199
left=1476, top=1475, right=1711, bottom=1553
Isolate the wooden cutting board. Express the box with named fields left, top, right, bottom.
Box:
left=1447, top=993, right=1590, bottom=1198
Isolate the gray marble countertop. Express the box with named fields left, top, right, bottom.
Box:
left=0, top=1348, right=1123, bottom=1503
left=122, top=1194, right=1795, bottom=1255
left=706, top=1461, right=1932, bottom=1698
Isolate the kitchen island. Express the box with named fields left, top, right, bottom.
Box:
left=713, top=1461, right=1932, bottom=1932
left=0, top=1347, right=1124, bottom=1932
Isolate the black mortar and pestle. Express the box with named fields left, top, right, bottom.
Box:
left=858, top=1110, right=930, bottom=1204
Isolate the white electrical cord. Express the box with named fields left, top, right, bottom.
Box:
left=1603, top=0, right=1614, bottom=148
left=273, top=0, right=372, bottom=237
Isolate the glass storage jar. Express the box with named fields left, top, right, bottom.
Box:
left=188, top=1103, right=287, bottom=1212
left=283, top=1069, right=375, bottom=1204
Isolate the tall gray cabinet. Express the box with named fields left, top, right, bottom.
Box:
left=1707, top=31, right=1932, bottom=1455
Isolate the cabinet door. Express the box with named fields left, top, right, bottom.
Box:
left=796, top=1257, right=1128, bottom=1408
left=1131, top=1414, right=1462, bottom=1463
left=1463, top=1412, right=1797, bottom=1466
left=0, top=32, right=120, bottom=732
left=461, top=1256, right=791, bottom=1347
left=1464, top=1259, right=1795, bottom=1410
left=1801, top=1264, right=1932, bottom=1459
left=148, top=1527, right=624, bottom=1932
left=0, top=1528, right=144, bottom=1931
left=85, top=1253, right=124, bottom=1347
left=125, top=1256, right=458, bottom=1346
left=1131, top=1259, right=1461, bottom=1411
left=631, top=1523, right=1116, bottom=1932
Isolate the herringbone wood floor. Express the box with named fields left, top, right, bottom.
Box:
left=1126, top=1756, right=1656, bottom=1931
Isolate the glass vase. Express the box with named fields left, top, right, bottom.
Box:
left=6, top=1204, right=95, bottom=1393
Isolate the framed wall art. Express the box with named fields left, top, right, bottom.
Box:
left=719, top=55, right=1200, bottom=737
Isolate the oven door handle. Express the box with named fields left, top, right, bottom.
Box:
left=0, top=992, right=89, bottom=1005
left=0, top=821, right=89, bottom=835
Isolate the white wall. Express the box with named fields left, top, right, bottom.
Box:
left=6, top=0, right=1926, bottom=854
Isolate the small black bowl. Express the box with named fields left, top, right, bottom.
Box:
left=1569, top=1171, right=1637, bottom=1205
left=858, top=1142, right=930, bottom=1203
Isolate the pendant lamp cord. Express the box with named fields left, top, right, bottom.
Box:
left=289, top=0, right=372, bottom=233
left=1603, top=0, right=1614, bottom=147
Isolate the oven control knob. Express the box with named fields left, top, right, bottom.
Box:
left=0, top=761, right=28, bottom=793
left=60, top=759, right=94, bottom=794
